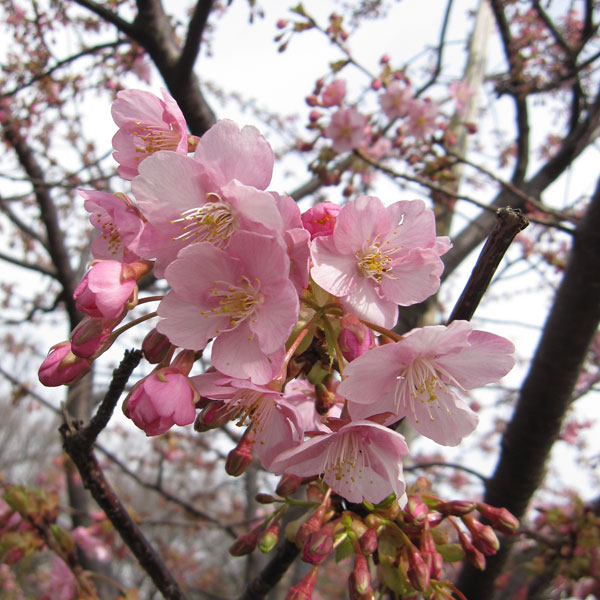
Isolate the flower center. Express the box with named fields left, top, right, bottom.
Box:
left=202, top=275, right=263, bottom=332
left=133, top=122, right=181, bottom=159
left=171, top=194, right=237, bottom=247
left=357, top=235, right=401, bottom=283
left=92, top=212, right=122, bottom=256
left=323, top=431, right=369, bottom=483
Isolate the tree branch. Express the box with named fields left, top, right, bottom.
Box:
left=456, top=173, right=600, bottom=598
left=177, top=0, right=214, bottom=78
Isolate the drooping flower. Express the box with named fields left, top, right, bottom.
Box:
left=323, top=107, right=368, bottom=153
left=337, top=321, right=515, bottom=446
left=270, top=419, right=409, bottom=505
left=73, top=260, right=150, bottom=320
left=132, top=120, right=280, bottom=277
left=157, top=231, right=299, bottom=384
left=310, top=196, right=450, bottom=328
left=192, top=371, right=302, bottom=469
left=111, top=88, right=189, bottom=179
left=379, top=81, right=412, bottom=119
left=81, top=189, right=146, bottom=263
left=123, top=367, right=199, bottom=436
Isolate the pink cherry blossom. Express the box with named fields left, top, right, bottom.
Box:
left=407, top=99, right=439, bottom=139
left=310, top=196, right=450, bottom=328
left=123, top=367, right=199, bottom=436
left=73, top=260, right=149, bottom=320
left=132, top=120, right=280, bottom=277
left=157, top=231, right=299, bottom=384
left=337, top=321, right=515, bottom=446
left=43, top=556, right=76, bottom=600
left=301, top=202, right=342, bottom=239
left=449, top=79, right=475, bottom=119
left=270, top=419, right=409, bottom=504
left=38, top=341, right=91, bottom=387
left=192, top=371, right=302, bottom=470
left=323, top=107, right=368, bottom=153
left=379, top=81, right=412, bottom=119
left=321, top=79, right=346, bottom=107
left=111, top=88, right=189, bottom=179
left=81, top=189, right=145, bottom=263
left=72, top=526, right=111, bottom=562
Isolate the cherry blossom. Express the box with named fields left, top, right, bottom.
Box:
left=337, top=321, right=515, bottom=446
left=301, top=202, right=342, bottom=239
left=321, top=79, right=346, bottom=107
left=407, top=99, right=439, bottom=140
left=81, top=189, right=145, bottom=263
left=111, top=88, right=189, bottom=179
left=157, top=231, right=299, bottom=384
left=323, top=107, right=368, bottom=153
left=38, top=341, right=91, bottom=387
left=270, top=419, right=409, bottom=504
left=379, top=81, right=412, bottom=119
left=132, top=120, right=280, bottom=277
left=123, top=367, right=199, bottom=436
left=310, top=195, right=450, bottom=328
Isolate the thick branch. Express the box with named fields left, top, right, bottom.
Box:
left=177, top=0, right=214, bottom=78
left=457, top=174, right=600, bottom=598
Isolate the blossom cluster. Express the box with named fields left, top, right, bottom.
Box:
left=39, top=88, right=515, bottom=508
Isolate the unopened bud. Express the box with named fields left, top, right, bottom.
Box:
left=406, top=543, right=430, bottom=592
left=435, top=500, right=475, bottom=517
left=371, top=78, right=382, bottom=91
left=458, top=530, right=486, bottom=570
left=305, top=94, right=319, bottom=107
left=258, top=521, right=280, bottom=554
left=70, top=317, right=115, bottom=359
left=296, top=504, right=327, bottom=547
left=303, top=523, right=334, bottom=564
left=359, top=527, right=378, bottom=555
left=476, top=503, right=519, bottom=535
left=225, top=430, right=254, bottom=477
left=276, top=18, right=288, bottom=29
left=276, top=473, right=303, bottom=497
left=229, top=525, right=261, bottom=556
left=194, top=400, right=230, bottom=432
left=462, top=514, right=500, bottom=555
left=255, top=493, right=277, bottom=504
left=286, top=566, right=319, bottom=600
left=349, top=553, right=372, bottom=596
left=38, top=341, right=91, bottom=387
left=141, top=328, right=172, bottom=364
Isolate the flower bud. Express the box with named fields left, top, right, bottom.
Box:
left=349, top=553, right=372, bottom=596
left=458, top=530, right=486, bottom=570
left=303, top=523, right=334, bottom=565
left=194, top=400, right=230, bottom=432
left=462, top=514, right=499, bottom=555
left=38, top=342, right=91, bottom=387
left=476, top=503, right=519, bottom=535
left=296, top=504, right=327, bottom=547
left=229, top=525, right=261, bottom=556
left=142, top=328, right=172, bottom=364
left=286, top=566, right=318, bottom=600
left=276, top=473, right=303, bottom=498
left=70, top=317, right=116, bottom=359
left=258, top=521, right=280, bottom=554
left=338, top=314, right=374, bottom=362
left=435, top=500, right=475, bottom=517
left=420, top=526, right=442, bottom=579
left=225, top=430, right=254, bottom=477
left=406, top=543, right=430, bottom=592
left=359, top=527, right=378, bottom=555
left=255, top=493, right=277, bottom=504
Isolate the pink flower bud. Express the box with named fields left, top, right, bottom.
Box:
left=305, top=94, right=319, bottom=107
left=286, top=566, right=319, bottom=600
left=194, top=400, right=230, bottom=432
left=123, top=368, right=198, bottom=436
left=359, top=527, right=378, bottom=555
left=276, top=473, right=303, bottom=497
left=420, top=527, right=442, bottom=579
left=462, top=515, right=500, bottom=555
left=338, top=314, right=374, bottom=362
left=296, top=505, right=327, bottom=547
left=435, top=500, right=476, bottom=517
left=301, top=202, right=342, bottom=239
left=371, top=78, right=382, bottom=91
left=229, top=525, right=261, bottom=556
left=349, top=553, right=372, bottom=596
left=276, top=19, right=288, bottom=29
left=70, top=317, right=116, bottom=359
left=38, top=342, right=91, bottom=387
left=476, top=503, right=519, bottom=535
left=225, top=430, right=255, bottom=476
left=303, top=523, right=334, bottom=565
left=406, top=543, right=430, bottom=591
left=458, top=530, right=486, bottom=570
left=142, top=328, right=172, bottom=364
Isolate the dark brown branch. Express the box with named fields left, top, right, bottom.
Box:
left=177, top=0, right=214, bottom=77
left=456, top=173, right=600, bottom=598
left=237, top=539, right=300, bottom=600
left=61, top=350, right=189, bottom=600
left=448, top=207, right=529, bottom=323
left=0, top=250, right=56, bottom=277
left=0, top=194, right=49, bottom=249
left=71, top=0, right=136, bottom=35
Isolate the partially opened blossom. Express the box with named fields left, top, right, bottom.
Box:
left=311, top=196, right=450, bottom=328
left=123, top=367, right=199, bottom=436
left=111, top=88, right=189, bottom=179
left=338, top=321, right=515, bottom=446
left=192, top=371, right=302, bottom=469
left=323, top=107, right=368, bottom=153
left=81, top=189, right=145, bottom=263
left=73, top=260, right=150, bottom=320
left=338, top=313, right=374, bottom=362
left=132, top=120, right=280, bottom=277
left=301, top=202, right=342, bottom=239
left=407, top=99, right=439, bottom=139
left=379, top=81, right=412, bottom=119
left=270, top=419, right=409, bottom=505
left=38, top=341, right=91, bottom=387
left=157, top=231, right=299, bottom=384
